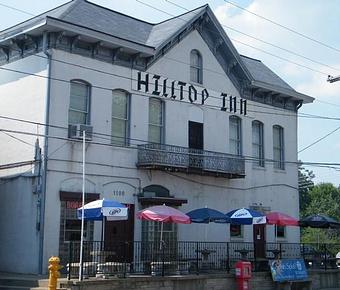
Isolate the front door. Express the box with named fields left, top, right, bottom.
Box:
left=104, top=204, right=134, bottom=262
left=253, top=224, right=266, bottom=259
left=188, top=121, right=203, bottom=168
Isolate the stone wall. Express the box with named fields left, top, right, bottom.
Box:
left=62, top=270, right=340, bottom=290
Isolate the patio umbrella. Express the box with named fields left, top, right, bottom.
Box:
left=77, top=199, right=128, bottom=241
left=186, top=207, right=230, bottom=223
left=299, top=214, right=340, bottom=229
left=137, top=204, right=191, bottom=249
left=187, top=207, right=230, bottom=241
left=266, top=212, right=299, bottom=226
left=266, top=211, right=299, bottom=242
left=225, top=207, right=266, bottom=225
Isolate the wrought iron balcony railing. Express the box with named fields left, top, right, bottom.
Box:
left=137, top=143, right=245, bottom=178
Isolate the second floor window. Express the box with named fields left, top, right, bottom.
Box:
left=273, top=125, right=284, bottom=170
left=252, top=121, right=264, bottom=167
left=68, top=80, right=90, bottom=125
left=148, top=98, right=164, bottom=143
left=112, top=90, right=129, bottom=146
left=190, top=49, right=202, bottom=84
left=229, top=116, right=242, bottom=156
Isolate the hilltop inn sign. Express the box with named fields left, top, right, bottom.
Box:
left=133, top=71, right=247, bottom=116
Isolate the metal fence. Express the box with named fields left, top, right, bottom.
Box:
left=65, top=241, right=340, bottom=279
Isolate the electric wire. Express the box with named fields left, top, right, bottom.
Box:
left=164, top=0, right=340, bottom=74
left=298, top=125, right=340, bottom=153
left=1, top=119, right=340, bottom=169
left=136, top=0, right=330, bottom=76
left=0, top=2, right=35, bottom=17
left=1, top=0, right=338, bottom=111
left=222, top=0, right=340, bottom=54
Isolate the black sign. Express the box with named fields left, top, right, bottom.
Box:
left=135, top=71, right=247, bottom=115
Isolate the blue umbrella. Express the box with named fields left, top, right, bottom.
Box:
left=187, top=207, right=229, bottom=223
left=77, top=199, right=128, bottom=221
left=226, top=208, right=266, bottom=225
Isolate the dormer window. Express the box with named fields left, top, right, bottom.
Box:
left=190, top=49, right=202, bottom=84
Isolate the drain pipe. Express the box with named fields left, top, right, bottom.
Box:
left=39, top=31, right=52, bottom=274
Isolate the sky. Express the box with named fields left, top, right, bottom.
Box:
left=0, top=0, right=339, bottom=185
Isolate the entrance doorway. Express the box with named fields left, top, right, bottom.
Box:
left=253, top=224, right=266, bottom=259
left=188, top=121, right=203, bottom=168
left=104, top=204, right=134, bottom=262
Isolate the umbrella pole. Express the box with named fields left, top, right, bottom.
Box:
left=79, top=131, right=86, bottom=281
left=101, top=217, right=105, bottom=251
left=160, top=222, right=164, bottom=250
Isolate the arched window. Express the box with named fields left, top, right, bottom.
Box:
left=148, top=98, right=164, bottom=144
left=190, top=49, right=202, bottom=84
left=273, top=125, right=284, bottom=169
left=229, top=116, right=242, bottom=156
left=68, top=80, right=91, bottom=125
left=112, top=89, right=130, bottom=146
left=252, top=120, right=264, bottom=167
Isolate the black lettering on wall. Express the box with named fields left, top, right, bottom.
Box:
left=240, top=99, right=247, bottom=115
left=152, top=75, right=161, bottom=96
left=220, top=93, right=228, bottom=111
left=162, top=79, right=168, bottom=97
left=178, top=81, right=186, bottom=100
left=229, top=96, right=237, bottom=113
left=201, top=89, right=209, bottom=105
left=188, top=85, right=197, bottom=103
left=137, top=72, right=149, bottom=92
left=171, top=81, right=176, bottom=99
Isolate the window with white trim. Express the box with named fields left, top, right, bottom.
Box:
left=148, top=98, right=164, bottom=143
left=229, top=116, right=242, bottom=156
left=190, top=49, right=202, bottom=84
left=273, top=125, right=284, bottom=169
left=112, top=90, right=129, bottom=146
left=68, top=80, right=90, bottom=125
left=252, top=120, right=264, bottom=167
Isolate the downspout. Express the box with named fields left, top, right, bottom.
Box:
left=39, top=31, right=52, bottom=274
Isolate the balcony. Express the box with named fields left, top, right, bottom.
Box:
left=137, top=143, right=245, bottom=179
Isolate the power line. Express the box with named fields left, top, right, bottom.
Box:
left=222, top=0, right=340, bottom=54
left=1, top=2, right=338, bottom=113
left=136, top=0, right=330, bottom=76
left=0, top=2, right=35, bottom=17
left=1, top=116, right=340, bottom=169
left=164, top=0, right=340, bottom=74
left=298, top=125, right=340, bottom=153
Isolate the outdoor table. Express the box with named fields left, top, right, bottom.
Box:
left=195, top=249, right=216, bottom=261
left=235, top=249, right=252, bottom=260
left=269, top=249, right=285, bottom=259
left=90, top=250, right=116, bottom=263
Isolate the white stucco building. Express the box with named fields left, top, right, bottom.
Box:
left=0, top=0, right=313, bottom=274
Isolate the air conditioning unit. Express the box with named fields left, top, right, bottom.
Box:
left=68, top=124, right=93, bottom=141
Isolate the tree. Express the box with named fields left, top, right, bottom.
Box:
left=300, top=183, right=340, bottom=243
left=298, top=166, right=315, bottom=214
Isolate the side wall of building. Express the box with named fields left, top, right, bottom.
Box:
left=0, top=53, right=48, bottom=176
left=0, top=176, right=39, bottom=273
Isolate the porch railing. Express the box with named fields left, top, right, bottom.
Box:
left=64, top=241, right=340, bottom=279
left=137, top=143, right=245, bottom=178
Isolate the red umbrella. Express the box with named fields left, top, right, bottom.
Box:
left=137, top=204, right=191, bottom=249
left=266, top=212, right=299, bottom=226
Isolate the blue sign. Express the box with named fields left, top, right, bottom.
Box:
left=269, top=259, right=308, bottom=282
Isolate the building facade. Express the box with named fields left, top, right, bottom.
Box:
left=0, top=0, right=313, bottom=274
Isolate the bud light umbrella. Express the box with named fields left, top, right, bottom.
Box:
left=225, top=208, right=266, bottom=225
left=137, top=204, right=191, bottom=249
left=77, top=199, right=128, bottom=242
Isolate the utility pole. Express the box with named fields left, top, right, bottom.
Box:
left=327, top=75, right=340, bottom=83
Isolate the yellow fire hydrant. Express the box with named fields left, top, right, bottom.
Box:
left=48, top=256, right=63, bottom=290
